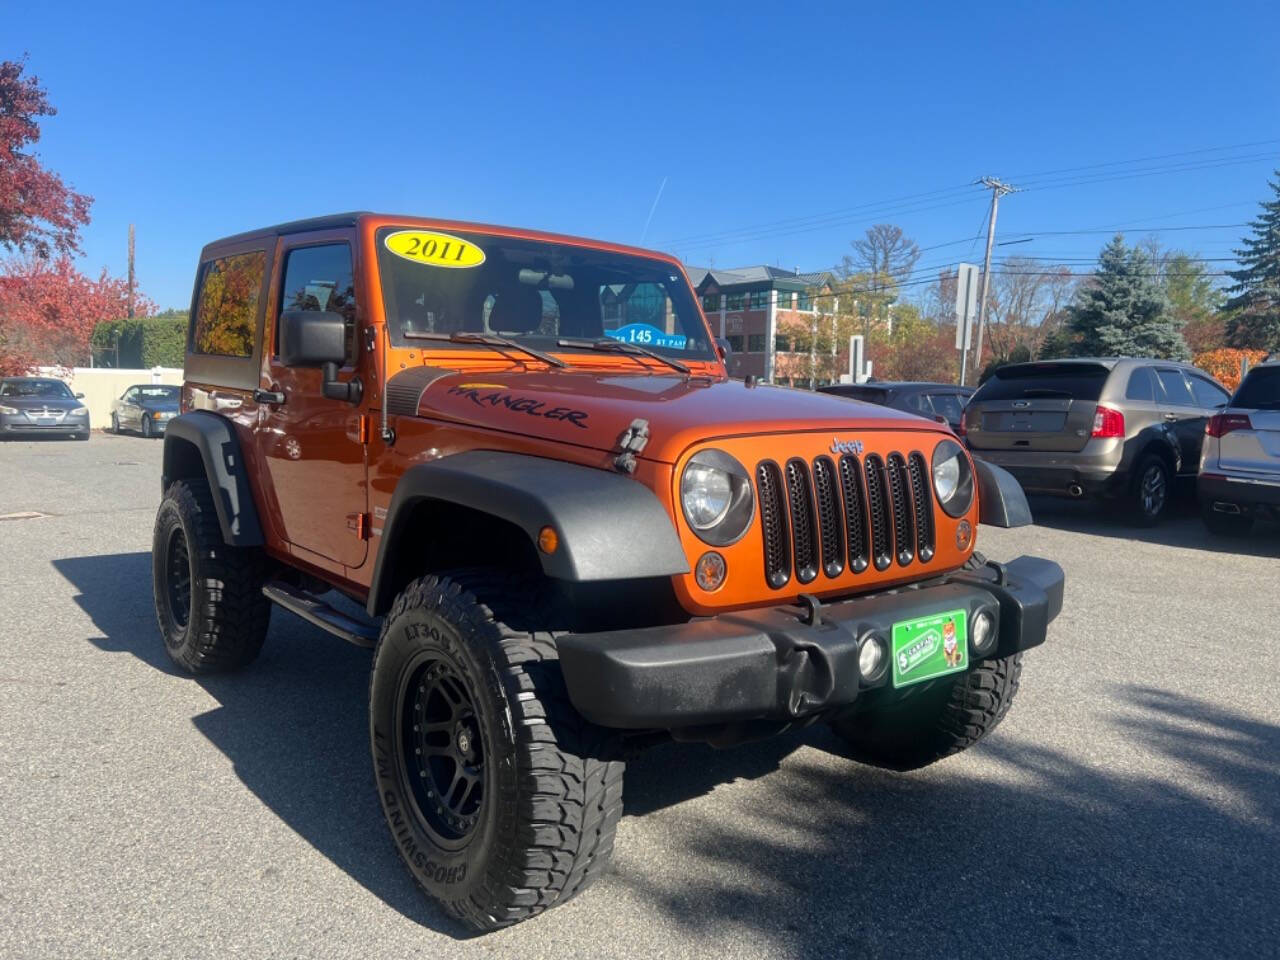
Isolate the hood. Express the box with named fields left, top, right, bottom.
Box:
left=413, top=368, right=945, bottom=463
left=1, top=394, right=81, bottom=411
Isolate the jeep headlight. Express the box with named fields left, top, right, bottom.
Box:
left=931, top=439, right=975, bottom=517
left=680, top=449, right=754, bottom=546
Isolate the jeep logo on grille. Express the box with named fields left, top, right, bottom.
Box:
left=830, top=438, right=864, bottom=455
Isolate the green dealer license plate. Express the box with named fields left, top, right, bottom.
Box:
left=891, top=609, right=968, bottom=688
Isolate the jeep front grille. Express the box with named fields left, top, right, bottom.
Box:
left=757, top=450, right=935, bottom=590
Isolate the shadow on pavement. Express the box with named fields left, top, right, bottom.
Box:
left=55, top=553, right=1280, bottom=957
left=53, top=551, right=470, bottom=939
left=1027, top=494, right=1280, bottom=559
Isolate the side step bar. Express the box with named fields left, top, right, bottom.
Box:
left=262, top=582, right=380, bottom=648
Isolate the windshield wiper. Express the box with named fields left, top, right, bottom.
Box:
left=556, top=337, right=690, bottom=375
left=403, top=331, right=566, bottom=368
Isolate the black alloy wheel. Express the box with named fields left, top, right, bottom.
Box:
left=399, top=653, right=485, bottom=844
left=164, top=526, right=192, bottom=630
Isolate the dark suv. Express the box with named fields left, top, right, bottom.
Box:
left=819, top=381, right=974, bottom=433
left=962, top=358, right=1230, bottom=524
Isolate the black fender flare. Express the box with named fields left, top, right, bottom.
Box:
left=161, top=411, right=264, bottom=546
left=367, top=450, right=690, bottom=616
left=974, top=458, right=1033, bottom=528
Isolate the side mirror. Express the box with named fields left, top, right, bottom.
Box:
left=280, top=310, right=346, bottom=366
left=279, top=310, right=361, bottom=404
left=715, top=337, right=732, bottom=361
left=75, top=392, right=85, bottom=399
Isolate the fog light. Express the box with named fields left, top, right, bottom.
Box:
left=971, top=609, right=996, bottom=655
left=858, top=635, right=887, bottom=682
left=694, top=551, right=727, bottom=591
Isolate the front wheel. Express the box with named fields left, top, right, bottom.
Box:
left=370, top=572, right=624, bottom=931
left=110, top=413, right=120, bottom=434
left=142, top=415, right=153, bottom=439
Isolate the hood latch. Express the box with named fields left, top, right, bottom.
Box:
left=613, top=418, right=650, bottom=474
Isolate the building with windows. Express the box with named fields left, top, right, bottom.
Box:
left=685, top=265, right=838, bottom=382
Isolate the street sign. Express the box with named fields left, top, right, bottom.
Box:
left=954, top=262, right=979, bottom=350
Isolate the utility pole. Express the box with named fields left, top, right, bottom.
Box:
left=127, top=223, right=136, bottom=319
left=971, top=177, right=1017, bottom=380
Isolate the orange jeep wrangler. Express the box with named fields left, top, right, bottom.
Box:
left=152, top=213, right=1063, bottom=930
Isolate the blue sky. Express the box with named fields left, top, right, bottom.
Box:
left=9, top=0, right=1280, bottom=308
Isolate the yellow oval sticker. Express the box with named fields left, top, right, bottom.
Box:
left=384, top=230, right=486, bottom=269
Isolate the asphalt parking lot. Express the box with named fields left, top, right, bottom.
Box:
left=2, top=433, right=1278, bottom=960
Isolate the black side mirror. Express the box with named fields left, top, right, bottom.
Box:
left=279, top=310, right=361, bottom=403
left=75, top=392, right=85, bottom=399
left=715, top=337, right=732, bottom=360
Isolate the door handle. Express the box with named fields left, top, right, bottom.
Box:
left=254, top=389, right=286, bottom=405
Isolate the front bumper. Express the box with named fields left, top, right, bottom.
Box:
left=558, top=555, right=1064, bottom=730
left=0, top=414, right=90, bottom=437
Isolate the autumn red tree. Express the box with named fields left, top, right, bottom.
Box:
left=0, top=255, right=154, bottom=372
left=0, top=58, right=92, bottom=258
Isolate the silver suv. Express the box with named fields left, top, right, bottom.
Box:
left=1199, top=360, right=1280, bottom=535
left=962, top=358, right=1230, bottom=524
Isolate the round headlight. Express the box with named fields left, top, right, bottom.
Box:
left=680, top=449, right=755, bottom=546
left=931, top=439, right=975, bottom=518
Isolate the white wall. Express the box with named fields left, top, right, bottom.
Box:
left=34, top=367, right=184, bottom=428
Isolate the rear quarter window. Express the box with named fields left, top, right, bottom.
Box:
left=1125, top=367, right=1157, bottom=402
left=971, top=364, right=1109, bottom=403
left=1232, top=367, right=1280, bottom=409
left=191, top=251, right=267, bottom=357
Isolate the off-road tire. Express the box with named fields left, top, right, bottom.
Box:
left=152, top=478, right=270, bottom=673
left=828, top=549, right=1022, bottom=770
left=369, top=571, right=624, bottom=932
left=1201, top=502, right=1252, bottom=537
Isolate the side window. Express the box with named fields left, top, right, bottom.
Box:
left=1156, top=369, right=1195, bottom=406
left=1189, top=374, right=1229, bottom=409
left=123, top=387, right=138, bottom=403
left=192, top=252, right=266, bottom=357
left=279, top=243, right=358, bottom=364
left=1125, top=366, right=1157, bottom=402
left=929, top=393, right=965, bottom=422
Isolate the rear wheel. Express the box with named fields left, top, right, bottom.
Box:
left=152, top=478, right=270, bottom=673
left=370, top=571, right=624, bottom=931
left=1131, top=455, right=1170, bottom=526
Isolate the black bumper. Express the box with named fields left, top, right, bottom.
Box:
left=557, top=556, right=1064, bottom=730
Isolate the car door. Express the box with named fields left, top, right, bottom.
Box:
left=256, top=232, right=369, bottom=570
left=120, top=387, right=140, bottom=429
left=1154, top=368, right=1202, bottom=474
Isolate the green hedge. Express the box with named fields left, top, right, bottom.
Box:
left=92, top=314, right=187, bottom=368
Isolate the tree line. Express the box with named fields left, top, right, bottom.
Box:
left=789, top=175, right=1280, bottom=388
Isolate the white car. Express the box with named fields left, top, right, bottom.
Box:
left=1199, top=360, right=1280, bottom=535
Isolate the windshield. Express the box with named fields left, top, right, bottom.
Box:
left=375, top=227, right=713, bottom=360
left=1, top=379, right=75, bottom=399
left=136, top=386, right=179, bottom=401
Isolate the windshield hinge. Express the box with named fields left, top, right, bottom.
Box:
left=613, top=418, right=650, bottom=474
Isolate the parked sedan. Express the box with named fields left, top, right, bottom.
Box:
left=1199, top=361, right=1280, bottom=535
left=817, top=381, right=974, bottom=432
left=0, top=377, right=90, bottom=440
left=110, top=384, right=180, bottom=438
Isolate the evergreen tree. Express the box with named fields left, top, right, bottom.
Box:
left=1224, top=170, right=1280, bottom=352
left=1064, top=235, right=1187, bottom=360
